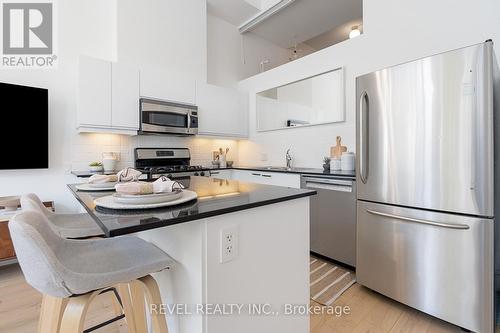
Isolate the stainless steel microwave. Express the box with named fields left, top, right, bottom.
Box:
left=139, top=98, right=198, bottom=135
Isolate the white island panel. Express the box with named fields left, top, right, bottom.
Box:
left=136, top=197, right=310, bottom=333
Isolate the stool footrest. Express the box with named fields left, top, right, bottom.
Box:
left=83, top=314, right=125, bottom=333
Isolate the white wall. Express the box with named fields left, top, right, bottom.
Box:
left=117, top=0, right=207, bottom=83
left=207, top=13, right=290, bottom=86
left=238, top=0, right=500, bottom=168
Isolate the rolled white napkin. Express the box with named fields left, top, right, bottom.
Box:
left=117, top=168, right=142, bottom=182
left=88, top=174, right=118, bottom=184
left=115, top=177, right=184, bottom=195
left=115, top=182, right=153, bottom=195
left=153, top=176, right=185, bottom=193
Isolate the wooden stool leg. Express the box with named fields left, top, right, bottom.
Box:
left=38, top=295, right=68, bottom=333
left=138, top=275, right=168, bottom=333
left=60, top=290, right=100, bottom=333
left=117, top=283, right=138, bottom=333
left=129, top=280, right=148, bottom=332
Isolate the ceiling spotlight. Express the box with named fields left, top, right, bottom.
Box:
left=349, top=26, right=361, bottom=39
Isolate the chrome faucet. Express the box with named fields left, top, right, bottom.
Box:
left=285, top=149, right=292, bottom=170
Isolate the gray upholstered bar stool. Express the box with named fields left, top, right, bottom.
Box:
left=21, top=194, right=125, bottom=326
left=9, top=210, right=173, bottom=333
left=20, top=193, right=104, bottom=239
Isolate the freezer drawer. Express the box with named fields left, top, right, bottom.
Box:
left=302, top=176, right=356, bottom=266
left=357, top=200, right=494, bottom=333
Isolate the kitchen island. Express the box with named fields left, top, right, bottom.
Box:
left=68, top=177, right=315, bottom=333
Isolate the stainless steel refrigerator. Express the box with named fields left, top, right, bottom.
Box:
left=356, top=41, right=498, bottom=333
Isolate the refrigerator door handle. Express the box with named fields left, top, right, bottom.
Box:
left=359, top=91, right=369, bottom=183
left=366, top=209, right=470, bottom=230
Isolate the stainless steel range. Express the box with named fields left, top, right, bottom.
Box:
left=134, top=148, right=210, bottom=180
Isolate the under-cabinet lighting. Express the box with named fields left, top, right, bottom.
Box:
left=349, top=26, right=361, bottom=39
left=198, top=192, right=241, bottom=200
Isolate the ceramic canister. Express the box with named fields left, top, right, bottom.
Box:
left=102, top=152, right=118, bottom=172
left=341, top=152, right=355, bottom=171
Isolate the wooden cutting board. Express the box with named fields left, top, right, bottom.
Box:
left=330, top=136, right=347, bottom=158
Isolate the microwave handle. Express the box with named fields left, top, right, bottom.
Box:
left=141, top=108, right=189, bottom=115
left=187, top=113, right=191, bottom=131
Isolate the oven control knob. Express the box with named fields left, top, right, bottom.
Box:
left=200, top=171, right=205, bottom=176
left=194, top=172, right=199, bottom=176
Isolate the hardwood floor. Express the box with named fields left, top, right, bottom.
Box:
left=0, top=264, right=127, bottom=333
left=0, top=264, right=491, bottom=332
left=310, top=283, right=464, bottom=333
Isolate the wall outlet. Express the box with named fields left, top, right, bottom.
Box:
left=220, top=226, right=238, bottom=263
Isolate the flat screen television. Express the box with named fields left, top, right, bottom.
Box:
left=0, top=82, right=48, bottom=169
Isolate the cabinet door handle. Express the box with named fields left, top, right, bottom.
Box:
left=261, top=174, right=272, bottom=178
left=211, top=172, right=220, bottom=175
left=251, top=173, right=261, bottom=176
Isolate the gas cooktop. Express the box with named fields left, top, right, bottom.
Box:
left=134, top=148, right=210, bottom=179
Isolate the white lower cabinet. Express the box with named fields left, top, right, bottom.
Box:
left=208, top=169, right=233, bottom=180
left=230, top=170, right=301, bottom=188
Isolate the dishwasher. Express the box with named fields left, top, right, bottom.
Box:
left=301, top=175, right=356, bottom=267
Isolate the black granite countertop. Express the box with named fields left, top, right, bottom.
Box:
left=229, top=166, right=356, bottom=178
left=71, top=166, right=355, bottom=178
left=68, top=176, right=316, bottom=237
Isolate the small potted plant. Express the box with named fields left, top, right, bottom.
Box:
left=323, top=157, right=331, bottom=172
left=89, top=161, right=103, bottom=172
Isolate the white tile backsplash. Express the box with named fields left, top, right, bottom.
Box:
left=71, top=133, right=239, bottom=171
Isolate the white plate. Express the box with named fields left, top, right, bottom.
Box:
left=88, top=181, right=118, bottom=189
left=94, top=190, right=198, bottom=210
left=76, top=183, right=116, bottom=191
left=113, top=190, right=183, bottom=205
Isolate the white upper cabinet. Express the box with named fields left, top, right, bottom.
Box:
left=111, top=63, right=139, bottom=130
left=77, top=56, right=112, bottom=128
left=140, top=66, right=196, bottom=105
left=77, top=56, right=139, bottom=135
left=196, top=82, right=248, bottom=138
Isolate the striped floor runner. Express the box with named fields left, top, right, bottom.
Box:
left=310, top=256, right=356, bottom=306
